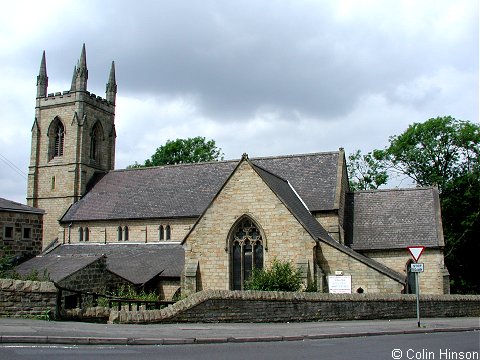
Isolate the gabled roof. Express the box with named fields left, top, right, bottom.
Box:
left=15, top=254, right=103, bottom=282
left=0, top=197, right=44, bottom=215
left=345, top=187, right=444, bottom=250
left=251, top=163, right=405, bottom=284
left=60, top=152, right=341, bottom=222
left=16, top=243, right=184, bottom=285
left=49, top=243, right=184, bottom=283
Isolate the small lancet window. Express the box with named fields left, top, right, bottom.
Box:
left=84, top=227, right=89, bottom=242
left=124, top=225, right=129, bottom=241
left=159, top=225, right=164, bottom=240
left=165, top=225, right=171, bottom=240
left=78, top=227, right=83, bottom=242
left=117, top=226, right=123, bottom=241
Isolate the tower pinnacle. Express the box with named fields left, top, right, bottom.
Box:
left=75, top=43, right=88, bottom=91
left=106, top=61, right=117, bottom=104
left=36, top=51, right=48, bottom=98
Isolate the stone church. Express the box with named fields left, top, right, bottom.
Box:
left=21, top=45, right=450, bottom=299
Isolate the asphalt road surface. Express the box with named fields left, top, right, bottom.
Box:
left=1, top=331, right=479, bottom=360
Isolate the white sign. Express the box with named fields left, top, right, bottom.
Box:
left=410, top=263, right=424, bottom=272
left=407, top=246, right=425, bottom=262
left=328, top=275, right=352, bottom=294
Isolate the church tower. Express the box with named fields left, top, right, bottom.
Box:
left=27, top=44, right=117, bottom=248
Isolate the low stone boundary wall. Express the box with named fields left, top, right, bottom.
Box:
left=109, top=290, right=480, bottom=324
left=0, top=279, right=57, bottom=318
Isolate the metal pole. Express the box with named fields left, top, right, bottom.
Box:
left=415, top=271, right=420, bottom=327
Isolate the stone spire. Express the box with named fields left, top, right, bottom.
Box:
left=70, top=65, right=77, bottom=91
left=75, top=43, right=88, bottom=91
left=106, top=61, right=117, bottom=104
left=36, top=51, right=48, bottom=98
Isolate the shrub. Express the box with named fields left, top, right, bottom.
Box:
left=244, top=259, right=302, bottom=292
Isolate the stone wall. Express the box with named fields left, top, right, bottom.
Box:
left=183, top=160, right=316, bottom=293
left=109, top=290, right=480, bottom=324
left=60, top=218, right=195, bottom=244
left=361, top=248, right=449, bottom=295
left=317, top=242, right=404, bottom=294
left=0, top=211, right=43, bottom=259
left=0, top=279, right=56, bottom=318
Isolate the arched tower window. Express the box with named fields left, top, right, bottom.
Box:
left=90, top=122, right=103, bottom=162
left=230, top=217, right=264, bottom=290
left=49, top=118, right=65, bottom=160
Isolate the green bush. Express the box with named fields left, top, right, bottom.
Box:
left=244, top=259, right=302, bottom=292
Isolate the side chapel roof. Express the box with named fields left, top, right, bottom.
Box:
left=345, top=187, right=444, bottom=250
left=250, top=163, right=406, bottom=283
left=61, top=152, right=341, bottom=222
left=16, top=243, right=184, bottom=285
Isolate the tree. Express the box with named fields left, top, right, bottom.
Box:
left=347, top=150, right=388, bottom=191
left=373, top=116, right=479, bottom=192
left=373, top=116, right=480, bottom=294
left=129, top=137, right=224, bottom=168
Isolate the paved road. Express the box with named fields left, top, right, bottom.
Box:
left=0, top=331, right=478, bottom=360
left=0, top=317, right=478, bottom=346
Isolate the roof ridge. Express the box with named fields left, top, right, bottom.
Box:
left=114, top=150, right=341, bottom=173
left=350, top=186, right=436, bottom=194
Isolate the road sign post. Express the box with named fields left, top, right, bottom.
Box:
left=407, top=246, right=425, bottom=328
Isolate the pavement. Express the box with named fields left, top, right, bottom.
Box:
left=0, top=317, right=478, bottom=346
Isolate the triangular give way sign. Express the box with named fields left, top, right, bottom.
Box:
left=407, top=246, right=425, bottom=262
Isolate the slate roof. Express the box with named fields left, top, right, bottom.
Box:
left=0, top=197, right=44, bottom=214
left=15, top=254, right=103, bottom=282
left=50, top=243, right=184, bottom=283
left=16, top=243, right=184, bottom=285
left=60, top=152, right=340, bottom=222
left=345, top=187, right=444, bottom=250
left=251, top=163, right=405, bottom=283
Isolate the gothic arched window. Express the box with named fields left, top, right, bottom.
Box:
left=90, top=122, right=103, bottom=161
left=78, top=227, right=83, bottom=242
left=124, top=225, right=129, bottom=241
left=84, top=227, right=89, bottom=242
left=49, top=118, right=65, bottom=160
left=159, top=225, right=164, bottom=240
left=165, top=225, right=171, bottom=240
left=230, top=217, right=263, bottom=290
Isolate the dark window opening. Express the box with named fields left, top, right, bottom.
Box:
left=231, top=218, right=264, bottom=290
left=4, top=226, right=14, bottom=240
left=117, top=226, right=123, bottom=241
left=22, top=227, right=32, bottom=240
left=53, top=121, right=64, bottom=158
left=165, top=225, right=171, bottom=240
left=78, top=227, right=83, bottom=242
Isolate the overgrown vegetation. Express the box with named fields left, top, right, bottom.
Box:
left=244, top=259, right=302, bottom=292
left=96, top=284, right=159, bottom=307
left=0, top=246, right=49, bottom=281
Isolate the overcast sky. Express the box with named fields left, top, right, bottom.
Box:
left=0, top=0, right=478, bottom=204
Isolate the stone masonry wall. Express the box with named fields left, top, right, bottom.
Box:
left=317, top=241, right=404, bottom=294
left=361, top=248, right=448, bottom=295
left=183, top=161, right=316, bottom=293
left=0, top=211, right=43, bottom=258
left=0, top=279, right=56, bottom=318
left=109, top=290, right=480, bottom=324
left=61, top=218, right=195, bottom=244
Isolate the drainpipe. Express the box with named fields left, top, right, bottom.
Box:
left=68, top=223, right=72, bottom=244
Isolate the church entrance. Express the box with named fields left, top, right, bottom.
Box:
left=230, top=217, right=264, bottom=290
